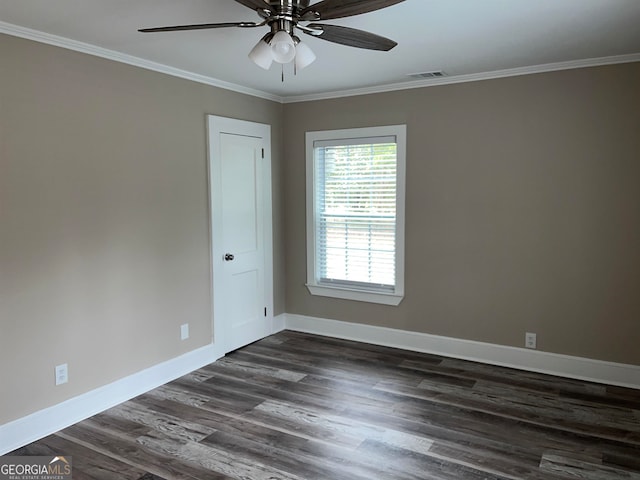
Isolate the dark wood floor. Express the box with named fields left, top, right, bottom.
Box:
left=11, top=330, right=640, bottom=479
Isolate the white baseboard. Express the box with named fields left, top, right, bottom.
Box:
left=4, top=313, right=637, bottom=455
left=272, top=313, right=287, bottom=334
left=284, top=313, right=640, bottom=390
left=0, top=344, right=222, bottom=455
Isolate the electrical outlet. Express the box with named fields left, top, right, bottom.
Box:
left=525, top=332, right=537, bottom=349
left=180, top=323, right=189, bottom=340
left=55, top=364, right=68, bottom=385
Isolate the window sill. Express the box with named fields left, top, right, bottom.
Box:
left=306, top=284, right=404, bottom=306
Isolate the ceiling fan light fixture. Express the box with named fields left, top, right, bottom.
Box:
left=294, top=40, right=316, bottom=70
left=270, top=30, right=296, bottom=64
left=140, top=0, right=405, bottom=75
left=249, top=35, right=273, bottom=69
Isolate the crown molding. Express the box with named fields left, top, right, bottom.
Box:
left=2, top=20, right=638, bottom=105
left=0, top=21, right=284, bottom=103
left=282, top=53, right=640, bottom=103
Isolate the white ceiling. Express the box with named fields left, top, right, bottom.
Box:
left=1, top=0, right=640, bottom=101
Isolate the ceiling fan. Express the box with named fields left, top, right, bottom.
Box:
left=139, top=0, right=405, bottom=71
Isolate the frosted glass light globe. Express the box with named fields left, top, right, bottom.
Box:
left=270, top=30, right=296, bottom=64
left=249, top=37, right=273, bottom=70
left=295, top=40, right=316, bottom=70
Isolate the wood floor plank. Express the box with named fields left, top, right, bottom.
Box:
left=274, top=330, right=445, bottom=365
left=540, top=452, right=640, bottom=479
left=603, top=448, right=640, bottom=472
left=341, top=401, right=548, bottom=467
left=203, top=361, right=399, bottom=415
left=137, top=429, right=305, bottom=480
left=200, top=429, right=374, bottom=480
left=58, top=421, right=221, bottom=479
left=10, top=330, right=640, bottom=479
left=106, top=402, right=216, bottom=443
left=215, top=356, right=308, bottom=382
left=357, top=438, right=514, bottom=480
left=132, top=394, right=312, bottom=453
left=375, top=376, right=640, bottom=444
left=427, top=442, right=571, bottom=480
left=11, top=433, right=154, bottom=480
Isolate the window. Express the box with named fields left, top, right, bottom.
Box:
left=306, top=125, right=406, bottom=305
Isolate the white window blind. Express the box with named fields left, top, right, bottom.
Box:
left=313, top=136, right=398, bottom=293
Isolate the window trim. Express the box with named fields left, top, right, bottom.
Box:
left=305, top=125, right=406, bottom=306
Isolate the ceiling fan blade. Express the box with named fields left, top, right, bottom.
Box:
left=139, top=22, right=259, bottom=33
left=301, top=0, right=405, bottom=20
left=234, top=0, right=275, bottom=12
left=305, top=23, right=397, bottom=51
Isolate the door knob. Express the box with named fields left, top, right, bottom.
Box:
left=224, top=253, right=234, bottom=261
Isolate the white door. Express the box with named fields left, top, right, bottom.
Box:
left=208, top=116, right=273, bottom=354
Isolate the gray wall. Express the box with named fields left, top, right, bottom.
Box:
left=2, top=30, right=639, bottom=427
left=0, top=33, right=284, bottom=424
left=283, top=63, right=640, bottom=365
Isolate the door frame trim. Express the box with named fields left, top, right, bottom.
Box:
left=207, top=115, right=273, bottom=356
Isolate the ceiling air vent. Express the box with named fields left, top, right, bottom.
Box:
left=408, top=71, right=446, bottom=79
